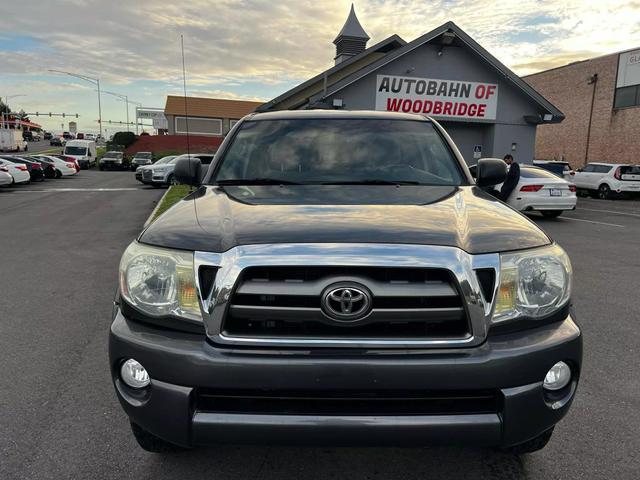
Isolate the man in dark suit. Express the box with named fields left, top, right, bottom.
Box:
left=500, top=154, right=520, bottom=202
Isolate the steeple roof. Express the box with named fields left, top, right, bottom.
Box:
left=333, top=4, right=370, bottom=44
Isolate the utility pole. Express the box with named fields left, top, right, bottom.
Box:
left=584, top=73, right=598, bottom=165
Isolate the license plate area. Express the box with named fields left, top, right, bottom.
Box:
left=549, top=189, right=562, bottom=196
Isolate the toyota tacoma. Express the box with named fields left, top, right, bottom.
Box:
left=110, top=110, right=581, bottom=454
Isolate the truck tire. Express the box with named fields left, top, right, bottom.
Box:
left=501, top=427, right=554, bottom=454
left=130, top=422, right=186, bottom=453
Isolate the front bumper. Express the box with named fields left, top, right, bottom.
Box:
left=109, top=309, right=582, bottom=448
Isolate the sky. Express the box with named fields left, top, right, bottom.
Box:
left=1, top=0, right=638, bottom=133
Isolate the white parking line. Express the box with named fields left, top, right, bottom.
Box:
left=562, top=216, right=625, bottom=228
left=8, top=188, right=143, bottom=192
left=578, top=207, right=640, bottom=218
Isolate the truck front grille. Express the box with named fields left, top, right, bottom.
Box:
left=195, top=388, right=501, bottom=416
left=142, top=170, right=152, bottom=180
left=222, top=266, right=470, bottom=341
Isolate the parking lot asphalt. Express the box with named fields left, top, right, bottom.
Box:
left=1, top=177, right=639, bottom=480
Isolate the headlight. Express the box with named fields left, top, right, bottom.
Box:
left=119, top=241, right=201, bottom=322
left=493, top=243, right=572, bottom=323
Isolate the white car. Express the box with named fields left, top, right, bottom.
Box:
left=138, top=154, right=215, bottom=186
left=38, top=155, right=78, bottom=176
left=500, top=166, right=577, bottom=218
left=572, top=162, right=640, bottom=199
left=0, top=165, right=14, bottom=186
left=0, top=158, right=31, bottom=184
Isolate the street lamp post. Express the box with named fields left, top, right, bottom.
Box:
left=102, top=90, right=141, bottom=134
left=1, top=94, right=27, bottom=128
left=48, top=70, right=102, bottom=139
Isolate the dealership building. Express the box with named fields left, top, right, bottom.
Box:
left=258, top=6, right=564, bottom=165
left=524, top=48, right=640, bottom=167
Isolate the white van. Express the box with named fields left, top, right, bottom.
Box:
left=63, top=140, right=97, bottom=169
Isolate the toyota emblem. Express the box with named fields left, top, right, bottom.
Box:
left=321, top=283, right=372, bottom=322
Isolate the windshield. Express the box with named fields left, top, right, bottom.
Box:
left=64, top=146, right=87, bottom=156
left=135, top=153, right=152, bottom=159
left=104, top=152, right=122, bottom=159
left=155, top=156, right=176, bottom=165
left=213, top=119, right=464, bottom=185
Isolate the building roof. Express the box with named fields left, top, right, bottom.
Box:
left=256, top=34, right=406, bottom=112
left=334, top=4, right=369, bottom=43
left=310, top=21, right=564, bottom=122
left=164, top=96, right=263, bottom=119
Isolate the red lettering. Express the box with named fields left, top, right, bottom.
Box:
left=477, top=104, right=486, bottom=117
left=442, top=102, right=453, bottom=116
left=457, top=102, right=468, bottom=116
left=412, top=100, right=423, bottom=113
left=422, top=100, right=433, bottom=113
left=474, top=85, right=486, bottom=99
left=485, top=85, right=496, bottom=98
left=433, top=101, right=443, bottom=115
left=468, top=104, right=478, bottom=116
left=402, top=99, right=412, bottom=112
left=386, top=98, right=402, bottom=111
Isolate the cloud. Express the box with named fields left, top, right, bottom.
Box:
left=1, top=0, right=638, bottom=130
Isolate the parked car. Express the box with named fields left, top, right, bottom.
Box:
left=572, top=162, right=640, bottom=199
left=99, top=151, right=127, bottom=170
left=50, top=136, right=65, bottom=147
left=533, top=160, right=574, bottom=180
left=43, top=131, right=53, bottom=140
left=84, top=133, right=96, bottom=141
left=137, top=155, right=214, bottom=187
left=54, top=154, right=81, bottom=172
left=499, top=166, right=577, bottom=217
left=1, top=155, right=45, bottom=182
left=111, top=111, right=580, bottom=455
left=23, top=130, right=33, bottom=141
left=0, top=158, right=30, bottom=184
left=130, top=151, right=153, bottom=171
left=30, top=156, right=58, bottom=178
left=76, top=133, right=85, bottom=140
left=62, top=131, right=73, bottom=140
left=63, top=140, right=97, bottom=169
left=135, top=155, right=175, bottom=183
left=0, top=165, right=14, bottom=186
left=1, top=129, right=28, bottom=152
left=37, top=155, right=78, bottom=177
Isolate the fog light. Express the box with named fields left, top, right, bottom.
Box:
left=543, top=361, right=571, bottom=391
left=120, top=359, right=150, bottom=389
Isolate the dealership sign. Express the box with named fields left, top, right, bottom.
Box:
left=375, top=75, right=498, bottom=120
left=136, top=108, right=168, bottom=130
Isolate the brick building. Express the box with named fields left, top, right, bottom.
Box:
left=524, top=48, right=640, bottom=168
left=164, top=96, right=262, bottom=137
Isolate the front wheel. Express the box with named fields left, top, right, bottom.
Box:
left=541, top=210, right=563, bottom=218
left=55, top=169, right=62, bottom=179
left=168, top=174, right=179, bottom=186
left=501, top=427, right=554, bottom=454
left=130, top=422, right=186, bottom=453
left=597, top=184, right=611, bottom=200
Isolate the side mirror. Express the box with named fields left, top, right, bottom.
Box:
left=174, top=157, right=202, bottom=186
left=476, top=158, right=507, bottom=187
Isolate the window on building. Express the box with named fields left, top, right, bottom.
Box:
left=175, top=116, right=222, bottom=136
left=614, top=85, right=640, bottom=109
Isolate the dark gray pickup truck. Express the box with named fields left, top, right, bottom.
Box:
left=110, top=110, right=581, bottom=454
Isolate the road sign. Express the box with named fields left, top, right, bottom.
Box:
left=473, top=145, right=482, bottom=159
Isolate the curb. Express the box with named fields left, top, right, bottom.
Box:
left=143, top=186, right=172, bottom=228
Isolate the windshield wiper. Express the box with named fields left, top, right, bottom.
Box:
left=321, top=179, right=420, bottom=185
left=216, top=178, right=302, bottom=185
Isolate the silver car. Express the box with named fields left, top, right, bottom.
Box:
left=139, top=154, right=214, bottom=187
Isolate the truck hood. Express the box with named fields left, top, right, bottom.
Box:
left=139, top=185, right=550, bottom=254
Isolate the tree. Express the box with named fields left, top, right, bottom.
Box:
left=0, top=100, right=9, bottom=115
